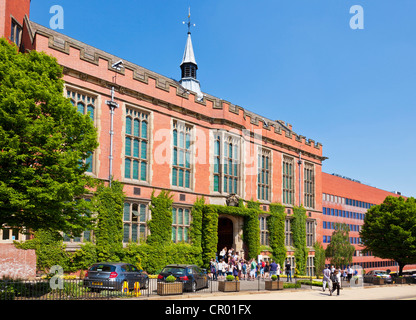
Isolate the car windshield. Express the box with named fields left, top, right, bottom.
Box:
left=161, top=267, right=186, bottom=275
left=90, top=264, right=116, bottom=272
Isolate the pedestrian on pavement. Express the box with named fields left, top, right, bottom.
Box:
left=276, top=263, right=281, bottom=281
left=331, top=270, right=341, bottom=296
left=249, top=259, right=257, bottom=281
left=264, top=261, right=270, bottom=279
left=285, top=260, right=292, bottom=282
left=241, top=260, right=247, bottom=280
left=347, top=265, right=353, bottom=282
left=323, top=265, right=332, bottom=293
left=270, top=260, right=277, bottom=278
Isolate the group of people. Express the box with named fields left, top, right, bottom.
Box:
left=323, top=264, right=350, bottom=296
left=209, top=247, right=294, bottom=282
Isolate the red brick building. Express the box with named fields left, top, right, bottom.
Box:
left=1, top=0, right=414, bottom=277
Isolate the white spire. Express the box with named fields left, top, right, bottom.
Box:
left=181, top=33, right=197, bottom=66
left=179, top=7, right=203, bottom=100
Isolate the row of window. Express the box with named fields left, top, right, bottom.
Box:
left=323, top=235, right=362, bottom=244
left=323, top=193, right=375, bottom=209
left=119, top=203, right=318, bottom=246
left=68, top=87, right=316, bottom=207
left=322, top=221, right=362, bottom=232
left=323, top=207, right=366, bottom=220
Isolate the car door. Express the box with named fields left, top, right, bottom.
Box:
left=193, top=266, right=203, bottom=289
left=120, top=264, right=130, bottom=287
left=129, top=264, right=142, bottom=287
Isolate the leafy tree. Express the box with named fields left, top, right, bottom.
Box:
left=325, top=223, right=355, bottom=268
left=0, top=38, right=98, bottom=235
left=313, top=241, right=326, bottom=278
left=360, top=196, right=416, bottom=275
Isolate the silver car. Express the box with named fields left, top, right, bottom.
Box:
left=363, top=270, right=392, bottom=284
left=83, top=262, right=149, bottom=292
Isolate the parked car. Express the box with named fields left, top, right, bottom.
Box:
left=363, top=270, right=392, bottom=284
left=157, top=264, right=209, bottom=292
left=83, top=262, right=149, bottom=292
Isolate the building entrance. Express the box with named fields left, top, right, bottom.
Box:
left=217, top=217, right=233, bottom=256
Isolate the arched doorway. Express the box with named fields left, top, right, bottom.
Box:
left=217, top=217, right=233, bottom=256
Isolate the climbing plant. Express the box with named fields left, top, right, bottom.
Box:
left=93, top=180, right=125, bottom=262
left=291, top=206, right=308, bottom=275
left=190, top=199, right=262, bottom=268
left=267, top=203, right=287, bottom=267
left=146, top=190, right=173, bottom=246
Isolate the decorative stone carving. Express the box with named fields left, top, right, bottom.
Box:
left=226, top=194, right=240, bottom=207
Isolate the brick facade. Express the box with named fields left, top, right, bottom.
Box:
left=1, top=0, right=414, bottom=278
left=0, top=244, right=36, bottom=279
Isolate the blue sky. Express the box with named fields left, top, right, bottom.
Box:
left=31, top=0, right=416, bottom=197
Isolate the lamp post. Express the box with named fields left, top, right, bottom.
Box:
left=106, top=87, right=118, bottom=187
left=298, top=151, right=302, bottom=207
left=106, top=60, right=124, bottom=187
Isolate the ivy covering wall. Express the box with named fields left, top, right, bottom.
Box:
left=267, top=203, right=287, bottom=267
left=291, top=206, right=308, bottom=275
left=190, top=198, right=262, bottom=268
left=15, top=186, right=312, bottom=276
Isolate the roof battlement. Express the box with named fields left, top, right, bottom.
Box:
left=26, top=21, right=325, bottom=160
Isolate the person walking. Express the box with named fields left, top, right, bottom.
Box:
left=285, top=260, right=292, bottom=282
left=347, top=265, right=353, bottom=282
left=323, top=265, right=332, bottom=294
left=270, top=260, right=277, bottom=278
left=249, top=259, right=257, bottom=281
left=264, top=261, right=270, bottom=279
left=241, top=260, right=247, bottom=280
left=331, top=270, right=341, bottom=296
left=276, top=262, right=281, bottom=281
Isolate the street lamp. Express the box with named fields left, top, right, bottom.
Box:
left=106, top=60, right=124, bottom=186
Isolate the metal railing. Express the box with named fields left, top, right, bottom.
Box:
left=2, top=275, right=413, bottom=300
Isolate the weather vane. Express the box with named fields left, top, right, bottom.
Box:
left=183, top=7, right=195, bottom=34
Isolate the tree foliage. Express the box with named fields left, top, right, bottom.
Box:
left=360, top=196, right=416, bottom=275
left=325, top=223, right=355, bottom=268
left=0, top=38, right=98, bottom=234
left=313, top=241, right=326, bottom=278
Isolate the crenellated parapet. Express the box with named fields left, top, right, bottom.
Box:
left=26, top=21, right=325, bottom=162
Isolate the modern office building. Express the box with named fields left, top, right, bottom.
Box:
left=322, top=172, right=415, bottom=273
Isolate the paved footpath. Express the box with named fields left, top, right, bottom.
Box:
left=154, top=284, right=416, bottom=301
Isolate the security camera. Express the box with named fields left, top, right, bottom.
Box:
left=112, top=60, right=124, bottom=71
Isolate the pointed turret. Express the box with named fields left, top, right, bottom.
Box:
left=179, top=7, right=203, bottom=100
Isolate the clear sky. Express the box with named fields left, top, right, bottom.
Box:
left=30, top=0, right=416, bottom=197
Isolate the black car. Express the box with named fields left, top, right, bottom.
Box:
left=158, top=264, right=209, bottom=292
left=83, top=262, right=149, bottom=292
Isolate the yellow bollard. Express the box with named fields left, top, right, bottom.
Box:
left=122, top=281, right=129, bottom=295
left=134, top=281, right=141, bottom=297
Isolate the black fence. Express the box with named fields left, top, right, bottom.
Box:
left=1, top=275, right=414, bottom=300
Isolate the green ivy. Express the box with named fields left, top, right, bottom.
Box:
left=14, top=229, right=70, bottom=272
left=267, top=203, right=287, bottom=267
left=292, top=206, right=308, bottom=276
left=93, top=180, right=125, bottom=262
left=146, top=190, right=173, bottom=245
left=190, top=201, right=262, bottom=268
